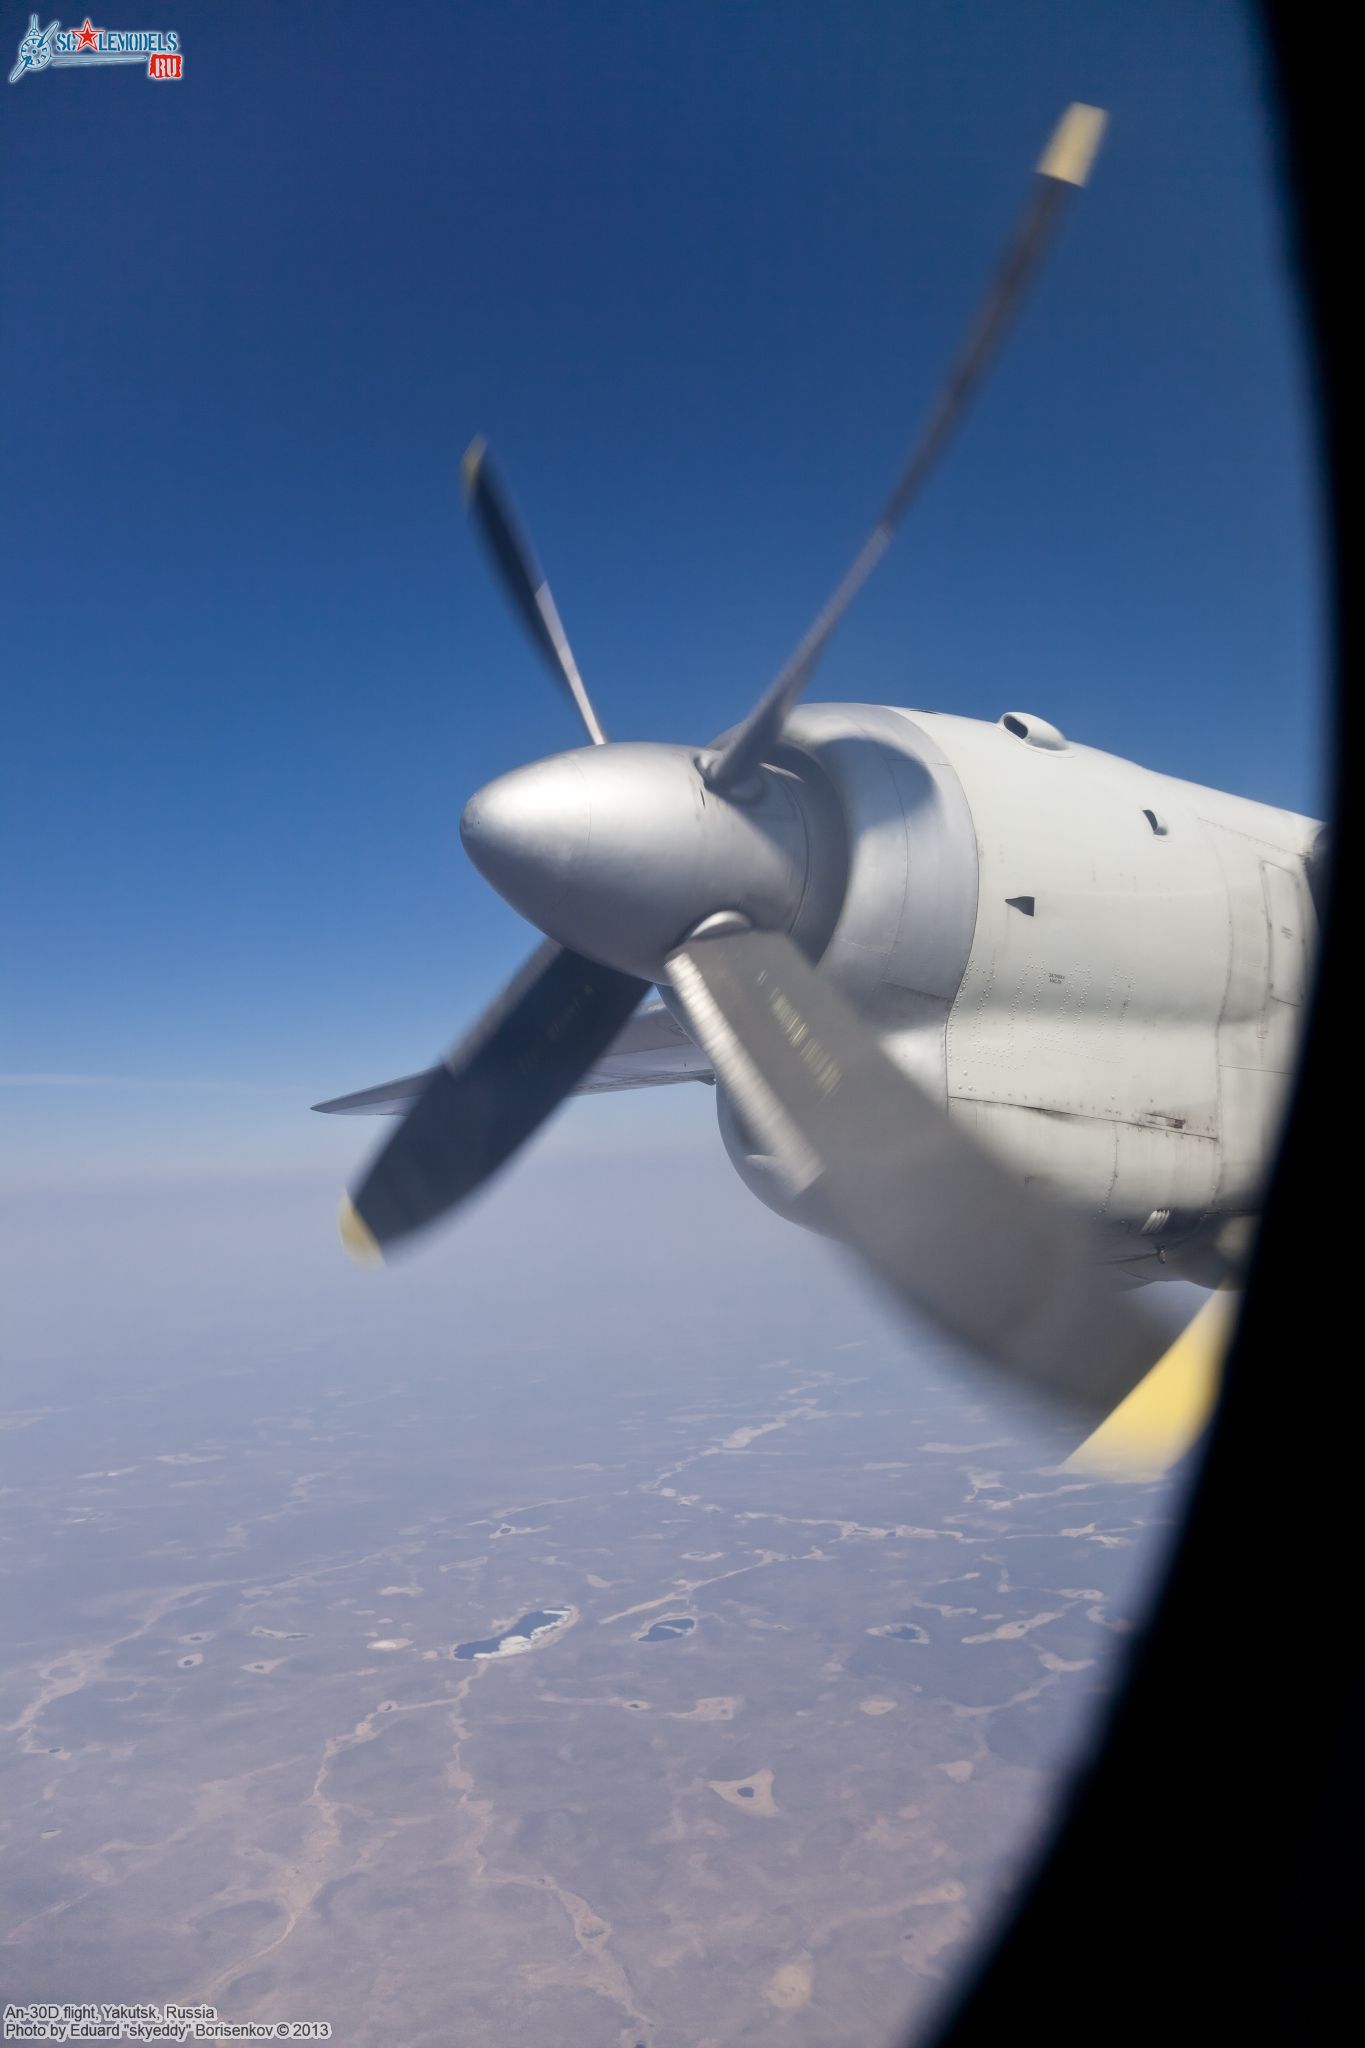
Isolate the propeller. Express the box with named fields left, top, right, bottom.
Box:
left=704, top=100, right=1108, bottom=792
left=462, top=436, right=608, bottom=747
left=666, top=924, right=1165, bottom=1417
left=327, top=106, right=1156, bottom=1420
left=338, top=942, right=648, bottom=1260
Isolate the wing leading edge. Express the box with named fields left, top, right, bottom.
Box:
left=311, top=998, right=714, bottom=1117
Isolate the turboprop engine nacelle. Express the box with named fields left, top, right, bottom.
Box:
left=704, top=701, right=1317, bottom=1290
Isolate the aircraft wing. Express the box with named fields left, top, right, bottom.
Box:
left=312, top=997, right=713, bottom=1117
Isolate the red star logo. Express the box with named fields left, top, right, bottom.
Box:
left=74, top=19, right=98, bottom=52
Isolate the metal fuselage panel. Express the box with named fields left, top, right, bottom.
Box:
left=768, top=705, right=1318, bottom=1281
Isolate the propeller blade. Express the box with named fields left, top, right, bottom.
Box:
left=462, top=437, right=608, bottom=746
left=704, top=102, right=1108, bottom=793
left=665, top=923, right=1165, bottom=1418
left=340, top=941, right=648, bottom=1259
left=1063, top=1287, right=1236, bottom=1480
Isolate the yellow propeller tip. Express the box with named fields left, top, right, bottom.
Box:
left=338, top=1198, right=384, bottom=1266
left=460, top=435, right=488, bottom=498
left=1037, top=103, right=1109, bottom=188
left=1063, top=1286, right=1236, bottom=1481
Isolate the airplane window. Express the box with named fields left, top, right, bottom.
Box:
left=0, top=6, right=1322, bottom=2046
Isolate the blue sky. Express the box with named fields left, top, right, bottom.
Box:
left=1, top=0, right=1324, bottom=1189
